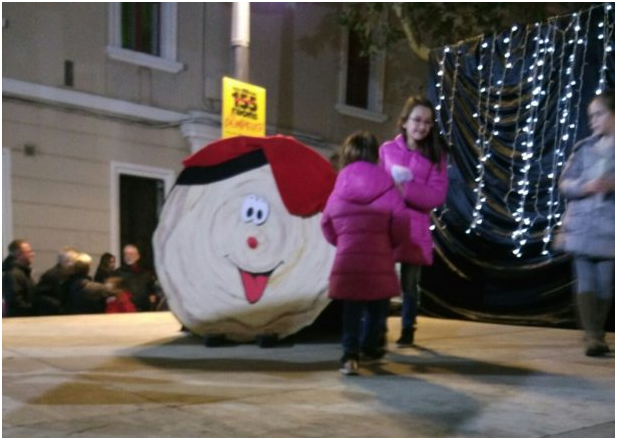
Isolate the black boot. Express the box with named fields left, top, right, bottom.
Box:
left=396, top=327, right=414, bottom=346
left=203, top=334, right=226, bottom=347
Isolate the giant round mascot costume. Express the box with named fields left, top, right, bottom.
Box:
left=153, top=135, right=337, bottom=343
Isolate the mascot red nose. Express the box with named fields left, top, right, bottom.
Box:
left=153, top=135, right=337, bottom=342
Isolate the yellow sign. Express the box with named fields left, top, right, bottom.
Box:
left=222, top=77, right=266, bottom=138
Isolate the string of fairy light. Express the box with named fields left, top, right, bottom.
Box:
left=596, top=4, right=614, bottom=95
left=468, top=27, right=516, bottom=234
left=504, top=25, right=532, bottom=210
left=540, top=10, right=592, bottom=255
left=432, top=3, right=614, bottom=259
left=512, top=22, right=556, bottom=257
left=531, top=21, right=559, bottom=235
left=539, top=14, right=579, bottom=256
left=431, top=44, right=461, bottom=231
left=466, top=36, right=493, bottom=233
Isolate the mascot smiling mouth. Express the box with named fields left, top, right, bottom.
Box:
left=239, top=268, right=275, bottom=304
left=225, top=256, right=282, bottom=304
left=236, top=262, right=283, bottom=304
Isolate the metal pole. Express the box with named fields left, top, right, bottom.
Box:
left=231, top=2, right=250, bottom=82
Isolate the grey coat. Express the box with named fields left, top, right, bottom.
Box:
left=559, top=135, right=615, bottom=258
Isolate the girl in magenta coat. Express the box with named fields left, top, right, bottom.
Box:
left=321, top=131, right=408, bottom=375
left=379, top=96, right=449, bottom=346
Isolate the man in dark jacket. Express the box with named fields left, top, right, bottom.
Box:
left=35, top=246, right=79, bottom=315
left=2, top=239, right=36, bottom=317
left=114, top=244, right=155, bottom=311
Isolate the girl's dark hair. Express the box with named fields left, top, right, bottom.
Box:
left=398, top=96, right=448, bottom=165
left=340, top=130, right=379, bottom=167
left=593, top=89, right=615, bottom=113
left=98, top=252, right=115, bottom=270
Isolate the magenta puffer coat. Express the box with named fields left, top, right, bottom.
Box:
left=321, top=161, right=408, bottom=301
left=379, top=135, right=448, bottom=265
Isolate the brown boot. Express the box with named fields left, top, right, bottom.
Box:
left=595, top=298, right=612, bottom=354
left=577, top=292, right=609, bottom=356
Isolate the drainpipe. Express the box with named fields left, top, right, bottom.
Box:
left=231, top=2, right=250, bottom=81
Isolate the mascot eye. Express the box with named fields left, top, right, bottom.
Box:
left=241, top=195, right=270, bottom=225
left=241, top=195, right=257, bottom=222
left=252, top=198, right=269, bottom=225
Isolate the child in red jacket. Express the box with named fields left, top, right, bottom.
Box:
left=104, top=277, right=137, bottom=313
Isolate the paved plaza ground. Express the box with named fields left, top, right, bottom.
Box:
left=3, top=312, right=614, bottom=437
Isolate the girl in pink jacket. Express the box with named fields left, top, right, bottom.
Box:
left=321, top=131, right=408, bottom=375
left=379, top=96, right=449, bottom=346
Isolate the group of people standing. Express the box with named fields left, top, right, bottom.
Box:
left=2, top=242, right=159, bottom=317
left=322, top=96, right=449, bottom=375
left=323, top=91, right=614, bottom=375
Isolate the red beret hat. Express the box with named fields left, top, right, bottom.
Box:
left=180, top=135, right=336, bottom=217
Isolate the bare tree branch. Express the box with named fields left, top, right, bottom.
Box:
left=393, top=4, right=430, bottom=62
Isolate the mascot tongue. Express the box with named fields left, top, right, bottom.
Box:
left=240, top=270, right=269, bottom=304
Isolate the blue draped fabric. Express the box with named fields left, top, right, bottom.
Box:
left=422, top=4, right=615, bottom=327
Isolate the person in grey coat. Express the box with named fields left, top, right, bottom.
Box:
left=558, top=90, right=614, bottom=357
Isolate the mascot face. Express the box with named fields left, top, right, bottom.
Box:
left=154, top=151, right=335, bottom=342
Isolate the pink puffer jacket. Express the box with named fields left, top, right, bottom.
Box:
left=321, top=161, right=408, bottom=301
left=379, top=135, right=448, bottom=265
